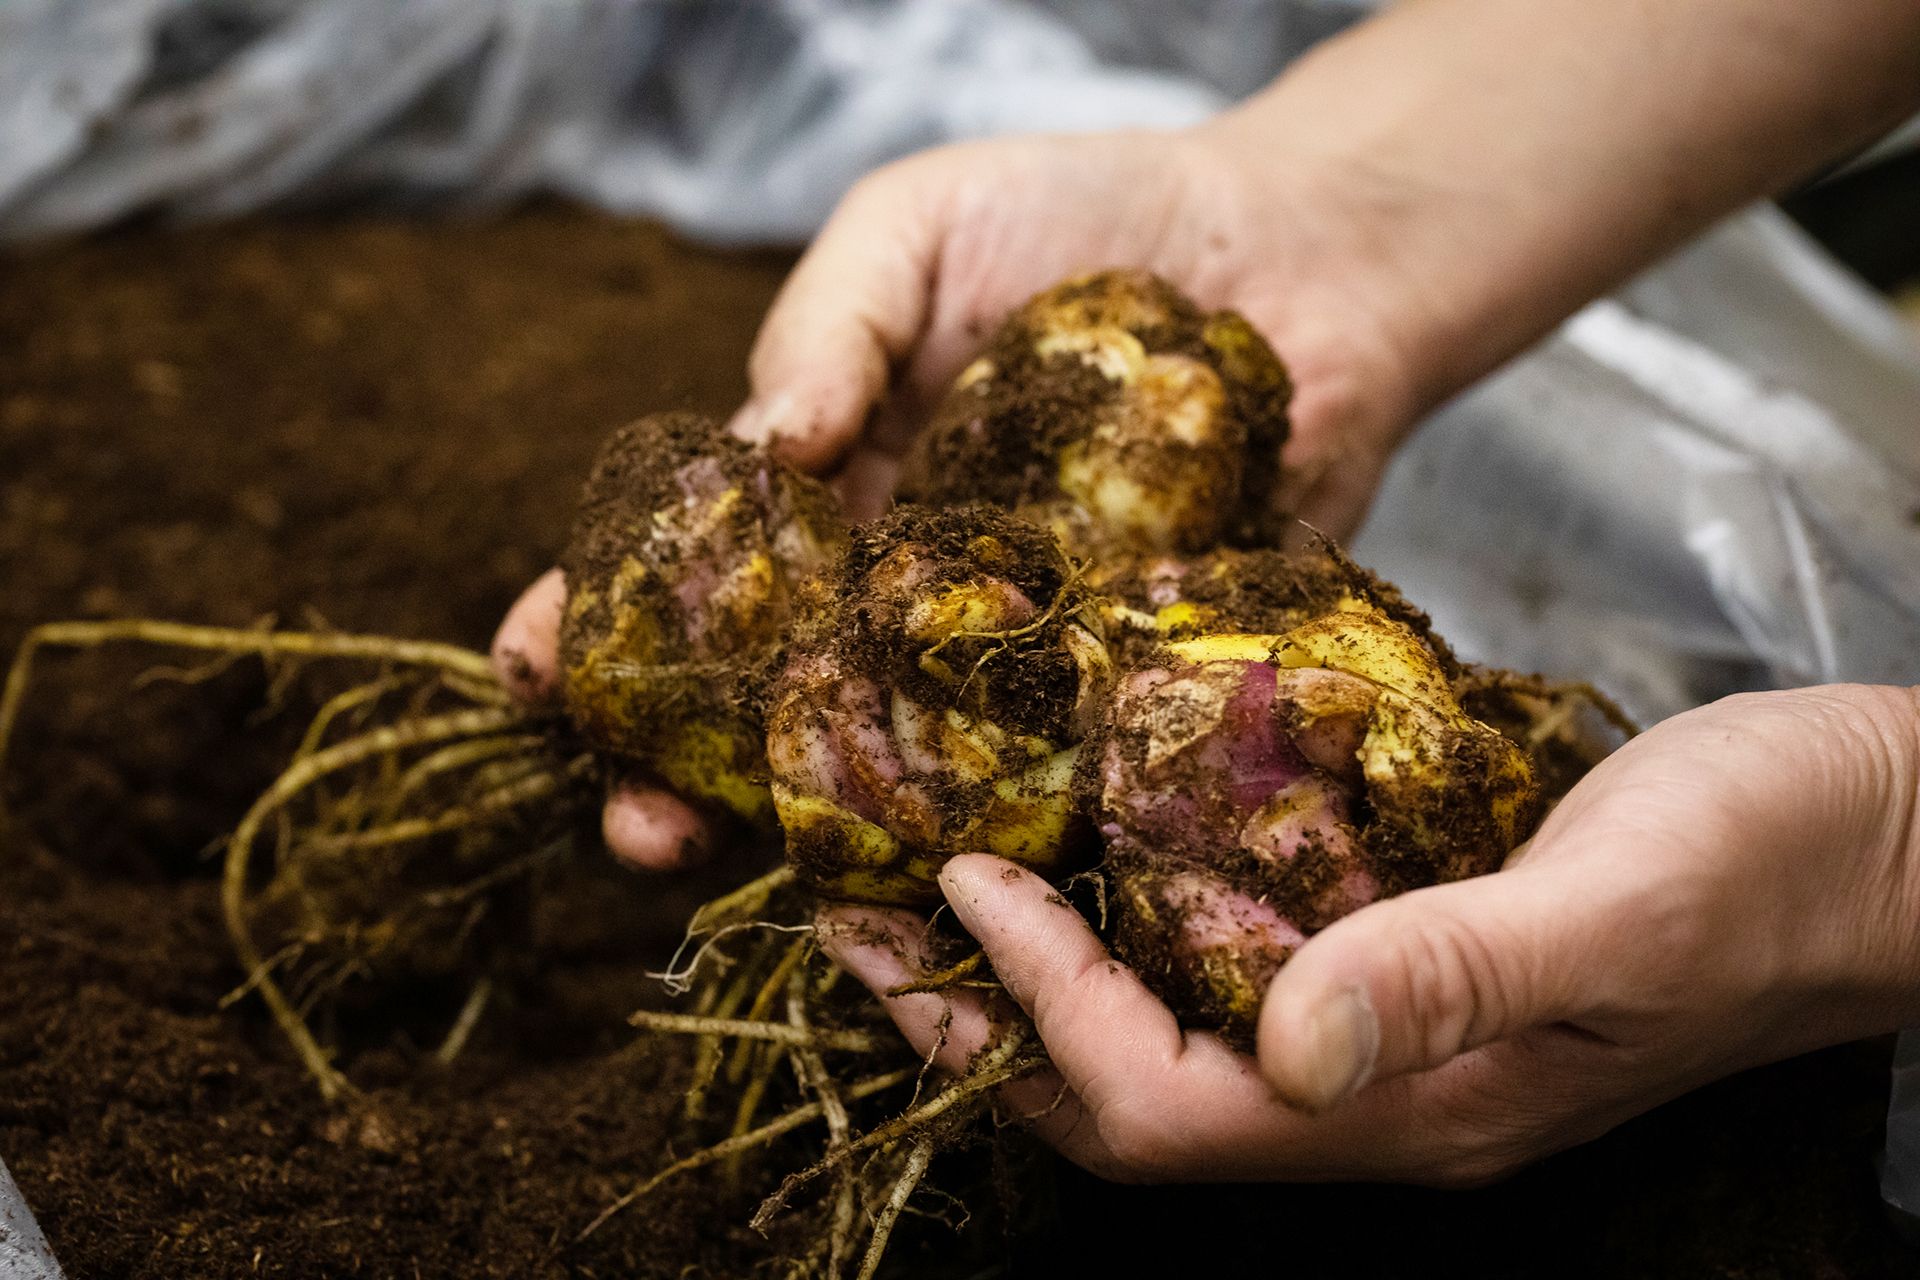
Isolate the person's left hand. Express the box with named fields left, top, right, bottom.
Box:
left=817, top=684, right=1920, bottom=1185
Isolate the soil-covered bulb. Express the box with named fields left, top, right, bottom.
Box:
left=559, top=413, right=848, bottom=827
left=900, top=269, right=1292, bottom=558
left=1097, top=602, right=1539, bottom=1049
left=767, top=508, right=1112, bottom=906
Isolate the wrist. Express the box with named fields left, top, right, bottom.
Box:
left=1709, top=685, right=1920, bottom=1049
left=1811, top=685, right=1920, bottom=1027
left=1170, top=117, right=1425, bottom=532
left=1192, top=0, right=1920, bottom=435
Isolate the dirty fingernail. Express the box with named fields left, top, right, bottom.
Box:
left=728, top=390, right=798, bottom=445
left=1278, top=987, right=1378, bottom=1114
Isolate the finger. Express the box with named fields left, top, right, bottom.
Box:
left=814, top=901, right=1116, bottom=1170
left=826, top=445, right=905, bottom=522
left=938, top=855, right=1293, bottom=1178
left=1257, top=862, right=1613, bottom=1114
left=490, top=568, right=566, bottom=703
left=1272, top=368, right=1402, bottom=546
left=602, top=784, right=710, bottom=872
left=937, top=854, right=1182, bottom=1048
left=936, top=855, right=1260, bottom=1090
left=813, top=903, right=998, bottom=1074
left=728, top=165, right=943, bottom=475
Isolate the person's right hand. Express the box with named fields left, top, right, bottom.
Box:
left=817, top=683, right=1920, bottom=1186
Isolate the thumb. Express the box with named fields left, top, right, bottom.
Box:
left=727, top=167, right=940, bottom=475
left=1257, top=863, right=1604, bottom=1113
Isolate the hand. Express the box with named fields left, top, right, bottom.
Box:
left=819, top=685, right=1920, bottom=1185
left=727, top=125, right=1419, bottom=534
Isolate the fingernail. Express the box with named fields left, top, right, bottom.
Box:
left=729, top=390, right=798, bottom=445
left=1287, top=987, right=1379, bottom=1113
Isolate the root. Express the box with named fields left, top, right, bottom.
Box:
left=924, top=559, right=1093, bottom=702
left=685, top=948, right=766, bottom=1122
left=575, top=1066, right=918, bottom=1242
left=221, top=705, right=530, bottom=1100
left=614, top=903, right=1038, bottom=1277
left=1548, top=679, right=1640, bottom=742
left=2, top=619, right=589, bottom=1104
left=0, top=618, right=495, bottom=800
left=854, top=1133, right=936, bottom=1280
left=433, top=976, right=494, bottom=1066
left=731, top=936, right=814, bottom=1082
left=725, top=1043, right=784, bottom=1188
left=688, top=864, right=797, bottom=935
left=626, top=1011, right=881, bottom=1054
left=884, top=949, right=987, bottom=996
left=295, top=676, right=414, bottom=761
left=750, top=1020, right=1036, bottom=1233
left=784, top=963, right=856, bottom=1278
left=651, top=921, right=814, bottom=997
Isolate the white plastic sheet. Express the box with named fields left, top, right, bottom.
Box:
left=0, top=1157, right=62, bottom=1280
left=1351, top=205, right=1920, bottom=724
left=0, top=0, right=1373, bottom=243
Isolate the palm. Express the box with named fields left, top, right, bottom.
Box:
left=739, top=126, right=1410, bottom=535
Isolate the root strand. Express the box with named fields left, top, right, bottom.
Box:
left=855, top=1134, right=936, bottom=1280
left=433, top=976, right=494, bottom=1066
left=627, top=1011, right=880, bottom=1054
left=751, top=1021, right=1034, bottom=1232
left=576, top=1066, right=916, bottom=1243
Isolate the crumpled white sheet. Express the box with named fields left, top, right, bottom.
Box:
left=0, top=1156, right=63, bottom=1280
left=1352, top=205, right=1920, bottom=727
left=0, top=0, right=1372, bottom=243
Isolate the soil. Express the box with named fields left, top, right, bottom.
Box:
left=2, top=204, right=1917, bottom=1278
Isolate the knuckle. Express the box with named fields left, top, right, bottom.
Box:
left=1390, top=908, right=1523, bottom=1065
left=1086, top=1093, right=1193, bottom=1183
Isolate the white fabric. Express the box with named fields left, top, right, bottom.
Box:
left=0, top=1157, right=62, bottom=1280
left=0, top=0, right=1373, bottom=243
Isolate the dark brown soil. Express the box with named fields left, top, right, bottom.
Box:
left=0, top=207, right=824, bottom=1278
left=2, top=205, right=1916, bottom=1279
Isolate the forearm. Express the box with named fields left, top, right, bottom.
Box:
left=1207, top=0, right=1920, bottom=431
